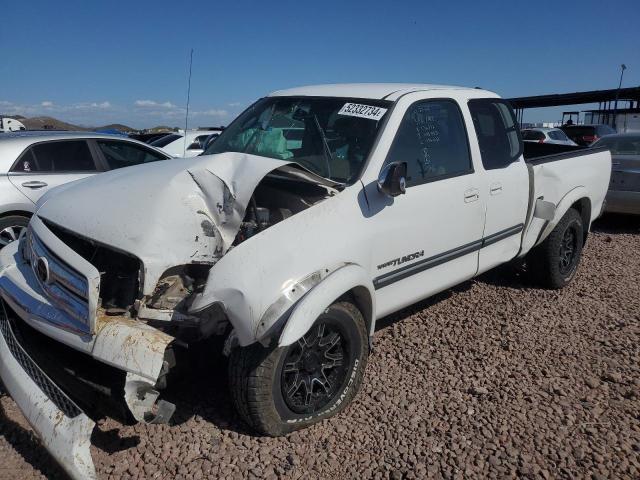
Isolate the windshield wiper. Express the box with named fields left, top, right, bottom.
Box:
left=312, top=114, right=333, bottom=179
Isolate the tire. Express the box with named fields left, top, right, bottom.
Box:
left=228, top=301, right=369, bottom=436
left=0, top=215, right=30, bottom=249
left=528, top=208, right=584, bottom=289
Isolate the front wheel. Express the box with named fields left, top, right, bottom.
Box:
left=228, top=301, right=369, bottom=436
left=528, top=208, right=584, bottom=289
left=0, top=215, right=29, bottom=249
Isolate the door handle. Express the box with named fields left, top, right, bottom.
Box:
left=21, top=181, right=48, bottom=189
left=464, top=188, right=479, bottom=203
left=490, top=183, right=503, bottom=195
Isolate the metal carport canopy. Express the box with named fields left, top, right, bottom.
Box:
left=507, top=86, right=640, bottom=109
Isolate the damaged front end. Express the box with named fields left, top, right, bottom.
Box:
left=0, top=235, right=176, bottom=480
left=0, top=152, right=337, bottom=478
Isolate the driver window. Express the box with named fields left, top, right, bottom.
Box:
left=385, top=99, right=473, bottom=187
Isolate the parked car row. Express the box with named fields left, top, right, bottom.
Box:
left=561, top=124, right=617, bottom=146
left=149, top=128, right=222, bottom=157
left=521, top=123, right=618, bottom=147
left=1, top=119, right=636, bottom=255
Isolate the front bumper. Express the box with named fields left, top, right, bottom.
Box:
left=0, top=300, right=97, bottom=479
left=0, top=232, right=176, bottom=479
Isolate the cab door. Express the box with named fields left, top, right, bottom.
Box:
left=366, top=98, right=486, bottom=318
left=8, top=140, right=100, bottom=204
left=467, top=99, right=529, bottom=274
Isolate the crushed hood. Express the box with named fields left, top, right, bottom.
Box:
left=36, top=152, right=291, bottom=294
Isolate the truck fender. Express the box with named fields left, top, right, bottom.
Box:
left=277, top=264, right=375, bottom=347
left=536, top=186, right=589, bottom=246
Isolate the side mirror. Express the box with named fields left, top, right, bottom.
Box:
left=377, top=162, right=407, bottom=197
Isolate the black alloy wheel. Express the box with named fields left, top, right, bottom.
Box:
left=558, top=225, right=578, bottom=275
left=280, top=321, right=348, bottom=414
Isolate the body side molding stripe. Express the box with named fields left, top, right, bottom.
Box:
left=373, top=223, right=524, bottom=290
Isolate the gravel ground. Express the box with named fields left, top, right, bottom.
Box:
left=1, top=215, right=639, bottom=479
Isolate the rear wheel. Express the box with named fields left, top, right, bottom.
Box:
left=0, top=215, right=29, bottom=249
left=228, top=301, right=368, bottom=436
left=528, top=208, right=584, bottom=289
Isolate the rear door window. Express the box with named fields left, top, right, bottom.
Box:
left=552, top=130, right=570, bottom=141
left=547, top=131, right=559, bottom=140
left=97, top=140, right=168, bottom=169
left=468, top=99, right=522, bottom=169
left=19, top=140, right=97, bottom=172
left=522, top=130, right=545, bottom=141
left=150, top=133, right=182, bottom=148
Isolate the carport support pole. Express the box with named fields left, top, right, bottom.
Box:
left=612, top=64, right=627, bottom=131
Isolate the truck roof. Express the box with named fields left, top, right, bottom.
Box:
left=270, top=83, right=496, bottom=101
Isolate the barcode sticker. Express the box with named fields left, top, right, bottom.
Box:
left=338, top=103, right=387, bottom=121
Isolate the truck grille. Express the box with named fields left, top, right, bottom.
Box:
left=25, top=227, right=92, bottom=334
left=43, top=221, right=141, bottom=312
left=0, top=301, right=82, bottom=418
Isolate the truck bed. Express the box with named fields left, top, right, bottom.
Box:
left=522, top=141, right=587, bottom=161
left=519, top=144, right=611, bottom=256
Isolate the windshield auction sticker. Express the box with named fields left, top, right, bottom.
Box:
left=338, top=103, right=387, bottom=121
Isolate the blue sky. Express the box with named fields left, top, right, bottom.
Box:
left=1, top=0, right=638, bottom=128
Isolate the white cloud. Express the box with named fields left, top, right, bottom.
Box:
left=134, top=100, right=177, bottom=109
left=41, top=101, right=54, bottom=107
left=72, top=101, right=111, bottom=110
left=228, top=102, right=242, bottom=107
left=193, top=109, right=228, bottom=117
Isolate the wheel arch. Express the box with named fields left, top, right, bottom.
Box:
left=277, top=264, right=376, bottom=348
left=570, top=197, right=591, bottom=245
left=537, top=187, right=591, bottom=247
left=0, top=210, right=33, bottom=220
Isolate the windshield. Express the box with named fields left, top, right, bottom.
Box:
left=204, top=96, right=391, bottom=184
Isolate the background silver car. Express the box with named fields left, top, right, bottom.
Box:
left=592, top=134, right=640, bottom=215
left=521, top=127, right=578, bottom=146
left=0, top=131, right=172, bottom=247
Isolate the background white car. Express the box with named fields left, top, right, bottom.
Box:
left=151, top=129, right=222, bottom=157
left=0, top=131, right=171, bottom=248
left=521, top=127, right=577, bottom=146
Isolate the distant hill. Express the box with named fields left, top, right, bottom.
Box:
left=94, top=123, right=135, bottom=133
left=8, top=116, right=136, bottom=133
left=20, top=116, right=89, bottom=131
left=148, top=125, right=175, bottom=132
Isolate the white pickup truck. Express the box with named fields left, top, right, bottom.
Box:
left=0, top=84, right=610, bottom=479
